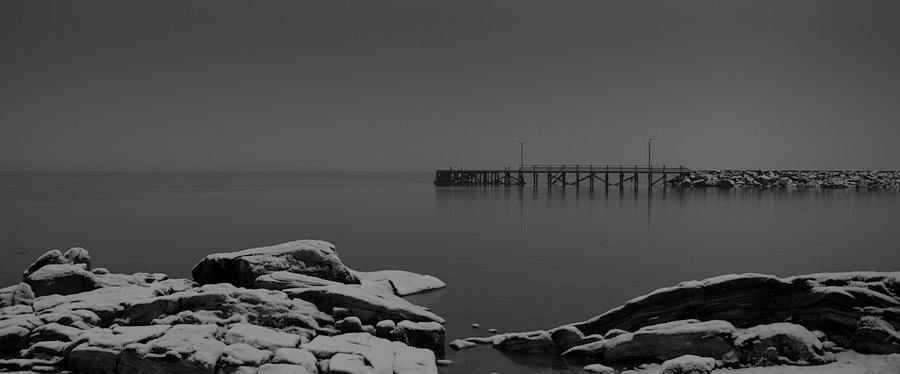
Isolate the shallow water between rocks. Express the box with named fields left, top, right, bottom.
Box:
left=1, top=171, right=898, bottom=373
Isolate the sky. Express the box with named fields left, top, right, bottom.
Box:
left=1, top=0, right=899, bottom=171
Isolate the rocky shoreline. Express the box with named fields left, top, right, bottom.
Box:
left=455, top=272, right=900, bottom=374
left=2, top=240, right=899, bottom=374
left=1, top=240, right=447, bottom=374
left=668, top=170, right=900, bottom=189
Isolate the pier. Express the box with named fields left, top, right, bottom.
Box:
left=433, top=164, right=692, bottom=188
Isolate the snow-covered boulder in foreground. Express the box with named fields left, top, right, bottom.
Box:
left=119, top=324, right=226, bottom=374
left=191, top=240, right=361, bottom=287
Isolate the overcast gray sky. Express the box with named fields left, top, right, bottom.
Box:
left=2, top=1, right=899, bottom=171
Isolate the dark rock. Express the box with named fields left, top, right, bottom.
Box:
left=0, top=314, right=43, bottom=352
left=191, top=240, right=360, bottom=288
left=733, top=323, right=832, bottom=366
left=375, top=320, right=396, bottom=339
left=847, top=316, right=900, bottom=354
left=335, top=316, right=364, bottom=334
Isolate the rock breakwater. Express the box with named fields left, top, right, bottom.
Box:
left=669, top=170, right=900, bottom=189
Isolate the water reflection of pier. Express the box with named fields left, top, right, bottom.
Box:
left=433, top=165, right=692, bottom=189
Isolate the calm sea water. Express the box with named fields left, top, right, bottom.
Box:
left=1, top=171, right=898, bottom=373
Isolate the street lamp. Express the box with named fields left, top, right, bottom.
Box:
left=511, top=140, right=524, bottom=169
left=648, top=137, right=652, bottom=166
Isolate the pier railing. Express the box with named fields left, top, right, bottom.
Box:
left=519, top=164, right=691, bottom=173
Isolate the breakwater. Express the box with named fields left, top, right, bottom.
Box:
left=668, top=170, right=900, bottom=189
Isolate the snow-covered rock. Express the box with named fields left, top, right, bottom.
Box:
left=224, top=323, right=302, bottom=351
left=0, top=313, right=43, bottom=352
left=569, top=272, right=900, bottom=352
left=285, top=283, right=444, bottom=324
left=583, top=363, right=616, bottom=373
left=220, top=343, right=274, bottom=367
left=493, top=330, right=558, bottom=354
left=25, top=263, right=98, bottom=297
left=191, top=240, right=361, bottom=287
left=254, top=271, right=342, bottom=290
left=257, top=363, right=315, bottom=374
left=448, top=339, right=476, bottom=350
left=659, top=354, right=716, bottom=374
left=119, top=324, right=226, bottom=374
left=734, top=322, right=832, bottom=366
left=303, top=333, right=437, bottom=374
left=68, top=325, right=172, bottom=374
left=271, top=348, right=318, bottom=373
left=847, top=316, right=900, bottom=354
left=356, top=270, right=446, bottom=296
left=565, top=320, right=737, bottom=361
left=390, top=320, right=445, bottom=355
left=22, top=248, right=91, bottom=280
left=0, top=282, right=35, bottom=307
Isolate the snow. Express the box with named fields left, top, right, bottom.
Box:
left=659, top=355, right=716, bottom=374
left=271, top=348, right=318, bottom=373
left=734, top=323, right=822, bottom=350
left=584, top=363, right=616, bottom=373
left=224, top=323, right=302, bottom=351
left=356, top=270, right=446, bottom=296
left=221, top=343, right=274, bottom=366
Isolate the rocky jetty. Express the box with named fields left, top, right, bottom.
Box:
left=668, top=170, right=900, bottom=189
left=463, top=272, right=900, bottom=371
left=0, top=240, right=446, bottom=374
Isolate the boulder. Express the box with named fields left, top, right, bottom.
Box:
left=224, top=323, right=302, bottom=351
left=119, top=324, right=226, bottom=374
left=25, top=264, right=98, bottom=297
left=328, top=352, right=370, bottom=374
left=29, top=322, right=83, bottom=342
left=303, top=333, right=437, bottom=374
left=285, top=284, right=444, bottom=324
left=220, top=343, right=274, bottom=367
left=390, top=320, right=445, bottom=355
left=0, top=282, right=35, bottom=307
left=565, top=320, right=737, bottom=362
left=550, top=325, right=601, bottom=352
left=20, top=340, right=68, bottom=360
left=68, top=325, right=172, bottom=374
left=356, top=270, right=446, bottom=296
left=374, top=320, right=396, bottom=339
left=271, top=348, right=318, bottom=373
left=335, top=316, right=363, bottom=334
left=0, top=313, right=43, bottom=352
left=659, top=355, right=716, bottom=374
left=23, top=248, right=91, bottom=280
left=734, top=322, right=831, bottom=366
left=191, top=240, right=360, bottom=287
left=847, top=316, right=900, bottom=354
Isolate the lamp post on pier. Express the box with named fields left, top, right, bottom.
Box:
left=511, top=140, right=524, bottom=169
left=648, top=137, right=652, bottom=166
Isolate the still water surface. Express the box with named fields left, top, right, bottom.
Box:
left=1, top=172, right=897, bottom=373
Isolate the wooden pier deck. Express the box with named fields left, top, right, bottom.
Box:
left=434, top=164, right=692, bottom=188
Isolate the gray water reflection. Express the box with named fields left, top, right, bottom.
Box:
left=0, top=173, right=897, bottom=373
